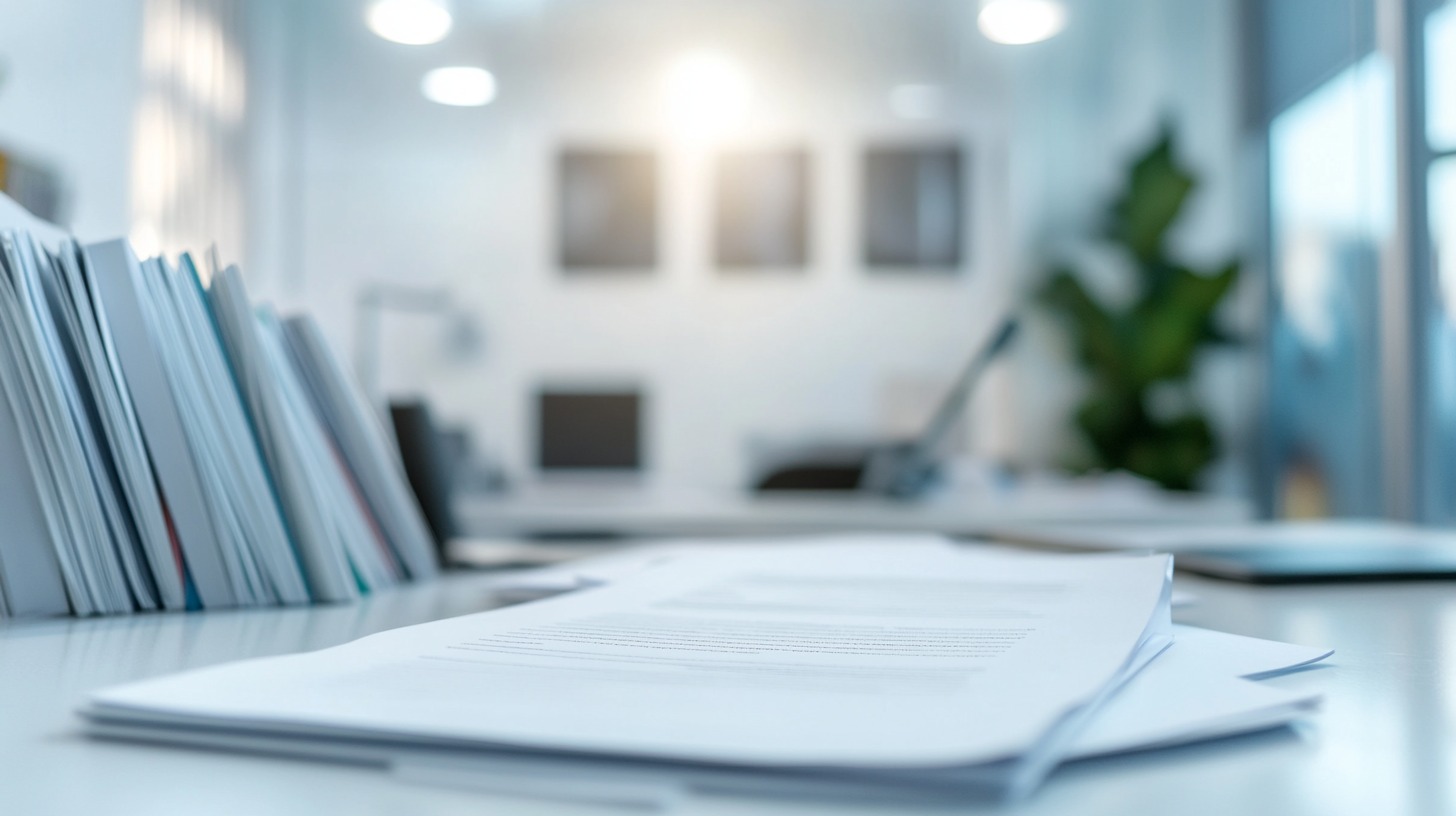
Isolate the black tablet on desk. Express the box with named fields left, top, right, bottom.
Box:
left=1174, top=544, right=1456, bottom=584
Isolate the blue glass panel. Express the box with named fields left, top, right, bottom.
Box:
left=1267, top=54, right=1393, bottom=517
left=1261, top=0, right=1376, bottom=117
left=1427, top=2, right=1456, bottom=150
left=1423, top=158, right=1456, bottom=519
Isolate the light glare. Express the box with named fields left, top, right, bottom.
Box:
left=978, top=0, right=1067, bottom=45
left=367, top=0, right=453, bottom=45
left=662, top=50, right=753, bottom=142
left=130, top=222, right=162, bottom=261
left=421, top=66, right=497, bottom=106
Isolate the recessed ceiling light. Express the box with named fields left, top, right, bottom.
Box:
left=978, top=0, right=1067, bottom=45
left=367, top=0, right=453, bottom=46
left=421, top=66, right=497, bottom=107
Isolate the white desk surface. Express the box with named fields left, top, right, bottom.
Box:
left=0, top=566, right=1445, bottom=816
left=457, top=485, right=1251, bottom=539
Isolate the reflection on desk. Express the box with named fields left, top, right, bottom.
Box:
left=455, top=483, right=1251, bottom=540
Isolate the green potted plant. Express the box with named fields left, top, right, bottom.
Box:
left=1038, top=123, right=1239, bottom=491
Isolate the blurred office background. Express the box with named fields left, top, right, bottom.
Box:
left=3, top=0, right=1451, bottom=520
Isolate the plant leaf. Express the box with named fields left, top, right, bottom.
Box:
left=1038, top=121, right=1236, bottom=492
left=1123, top=263, right=1239, bottom=383
left=1105, top=124, right=1197, bottom=267
left=1039, top=270, right=1129, bottom=382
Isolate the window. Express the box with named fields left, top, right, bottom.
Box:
left=1259, top=0, right=1390, bottom=517
left=1420, top=0, right=1456, bottom=520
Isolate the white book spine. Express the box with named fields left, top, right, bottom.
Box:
left=65, top=241, right=187, bottom=610
left=84, top=239, right=238, bottom=609
left=34, top=237, right=160, bottom=610
left=0, top=351, right=71, bottom=617
left=282, top=316, right=439, bottom=580
left=168, top=255, right=310, bottom=605
left=209, top=267, right=359, bottom=603
left=0, top=233, right=131, bottom=614
left=135, top=257, right=265, bottom=606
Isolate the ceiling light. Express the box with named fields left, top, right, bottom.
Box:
left=367, top=0, right=453, bottom=46
left=421, top=66, right=497, bottom=106
left=978, top=0, right=1067, bottom=45
left=662, top=50, right=753, bottom=142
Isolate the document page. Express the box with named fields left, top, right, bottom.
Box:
left=91, top=548, right=1170, bottom=768
left=1069, top=625, right=1330, bottom=756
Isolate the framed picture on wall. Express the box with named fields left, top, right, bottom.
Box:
left=861, top=145, right=966, bottom=272
left=557, top=149, right=658, bottom=272
left=714, top=149, right=810, bottom=271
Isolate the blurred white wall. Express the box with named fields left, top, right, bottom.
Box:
left=0, top=0, right=144, bottom=240
left=252, top=0, right=1023, bottom=490
left=247, top=0, right=1247, bottom=492
left=0, top=0, right=1249, bottom=493
left=0, top=0, right=251, bottom=265
left=131, top=0, right=251, bottom=267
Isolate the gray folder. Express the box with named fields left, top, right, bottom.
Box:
left=84, top=240, right=236, bottom=609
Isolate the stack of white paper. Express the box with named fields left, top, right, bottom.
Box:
left=0, top=211, right=439, bottom=617
left=83, top=542, right=1332, bottom=803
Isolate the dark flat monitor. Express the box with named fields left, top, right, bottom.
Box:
left=389, top=400, right=457, bottom=551
left=537, top=390, right=643, bottom=471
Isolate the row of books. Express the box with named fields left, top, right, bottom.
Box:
left=0, top=222, right=438, bottom=617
